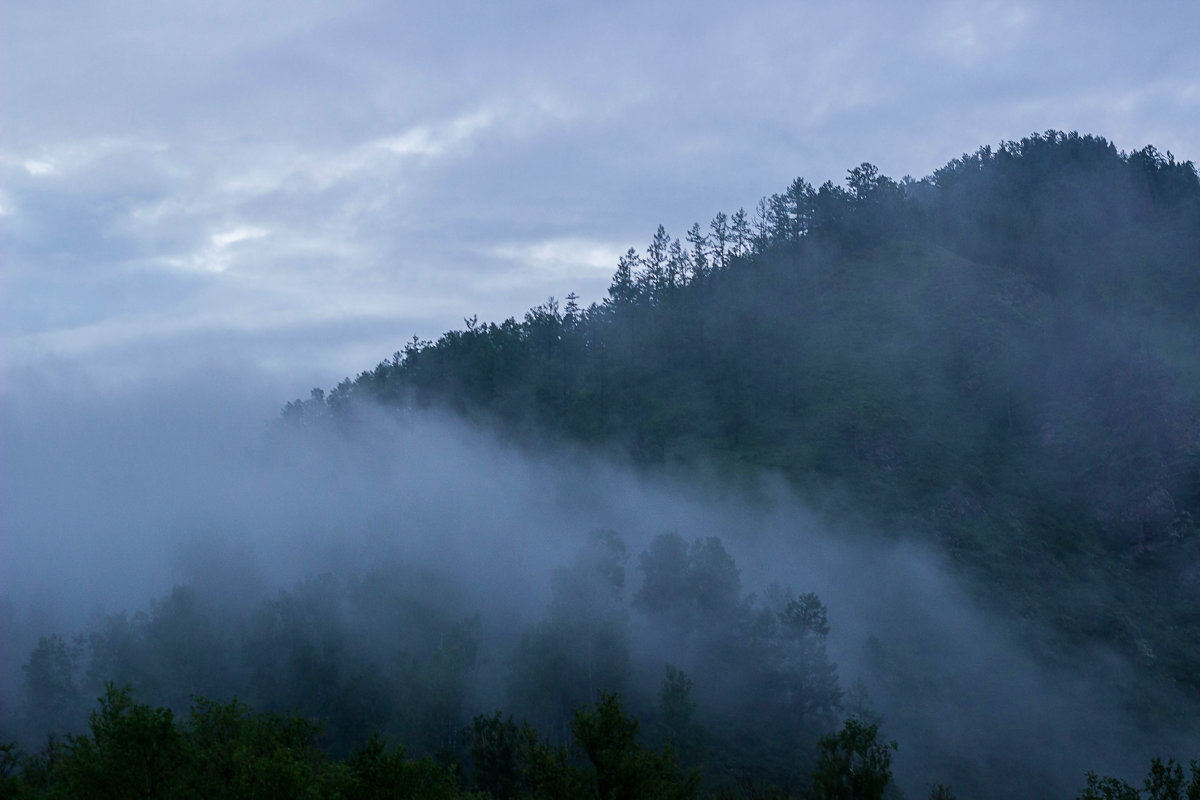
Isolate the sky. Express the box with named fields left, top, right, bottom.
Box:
left=3, top=0, right=1198, bottom=396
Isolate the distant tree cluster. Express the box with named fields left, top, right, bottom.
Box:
left=9, top=532, right=858, bottom=796
left=2, top=684, right=910, bottom=799
left=4, top=682, right=1195, bottom=798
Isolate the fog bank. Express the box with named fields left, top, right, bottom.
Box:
left=2, top=364, right=1195, bottom=797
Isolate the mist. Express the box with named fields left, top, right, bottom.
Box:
left=4, top=359, right=1195, bottom=799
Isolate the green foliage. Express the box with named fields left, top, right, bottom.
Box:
left=5, top=683, right=1197, bottom=800
left=14, top=530, right=851, bottom=795
left=24, top=566, right=485, bottom=759
left=3, top=684, right=473, bottom=799
left=1144, top=758, right=1200, bottom=800
left=635, top=534, right=742, bottom=631
left=1078, top=757, right=1200, bottom=800
left=570, top=693, right=699, bottom=800
left=466, top=713, right=528, bottom=799
left=328, top=734, right=464, bottom=800
left=1079, top=774, right=1142, bottom=800
left=181, top=694, right=325, bottom=800
left=465, top=694, right=700, bottom=800
left=0, top=741, right=27, bottom=799
left=22, top=636, right=83, bottom=740
left=521, top=733, right=592, bottom=800
left=807, top=719, right=896, bottom=800
left=656, top=666, right=705, bottom=769
left=49, top=684, right=188, bottom=800
left=509, top=532, right=633, bottom=744
left=627, top=534, right=842, bottom=791
left=777, top=595, right=842, bottom=732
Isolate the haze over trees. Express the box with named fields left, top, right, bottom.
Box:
left=5, top=131, right=1200, bottom=798
left=289, top=130, right=1200, bottom=702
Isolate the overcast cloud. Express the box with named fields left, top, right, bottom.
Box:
left=3, top=0, right=1198, bottom=391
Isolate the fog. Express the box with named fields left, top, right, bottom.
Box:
left=3, top=362, right=1196, bottom=798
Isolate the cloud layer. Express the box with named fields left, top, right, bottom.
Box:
left=3, top=0, right=1197, bottom=389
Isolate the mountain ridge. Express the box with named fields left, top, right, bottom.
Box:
left=286, top=130, right=1200, bottom=702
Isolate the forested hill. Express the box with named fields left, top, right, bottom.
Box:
left=287, top=131, right=1200, bottom=697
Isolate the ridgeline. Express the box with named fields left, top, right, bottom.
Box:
left=290, top=131, right=1200, bottom=701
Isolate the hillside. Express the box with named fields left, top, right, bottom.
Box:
left=289, top=131, right=1200, bottom=700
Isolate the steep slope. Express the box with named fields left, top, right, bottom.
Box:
left=289, top=131, right=1200, bottom=708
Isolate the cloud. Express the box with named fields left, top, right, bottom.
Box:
left=23, top=161, right=57, bottom=177
left=481, top=236, right=626, bottom=290
left=376, top=108, right=495, bottom=160
left=161, top=226, right=273, bottom=274
left=2, top=0, right=1196, bottom=390
left=210, top=226, right=269, bottom=249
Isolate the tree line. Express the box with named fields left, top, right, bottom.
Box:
left=9, top=532, right=862, bottom=796
left=4, top=684, right=1197, bottom=798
